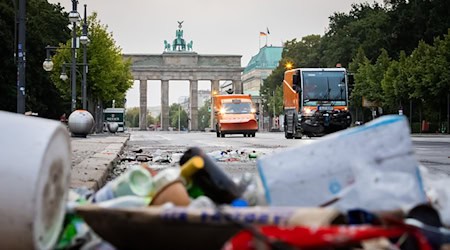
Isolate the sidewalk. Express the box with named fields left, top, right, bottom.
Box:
left=70, top=133, right=129, bottom=191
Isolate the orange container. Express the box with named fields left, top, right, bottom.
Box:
left=150, top=181, right=191, bottom=207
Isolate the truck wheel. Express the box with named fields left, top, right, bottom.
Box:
left=251, top=133, right=255, bottom=137
left=285, top=130, right=293, bottom=139
left=243, top=134, right=247, bottom=137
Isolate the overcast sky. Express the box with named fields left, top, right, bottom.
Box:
left=49, top=0, right=379, bottom=108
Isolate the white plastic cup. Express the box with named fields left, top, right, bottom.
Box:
left=0, top=111, right=71, bottom=250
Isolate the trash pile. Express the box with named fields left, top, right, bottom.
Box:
left=55, top=115, right=450, bottom=250
left=1, top=111, right=450, bottom=250
left=207, top=149, right=262, bottom=162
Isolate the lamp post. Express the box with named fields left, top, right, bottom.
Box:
left=69, top=0, right=80, bottom=112
left=178, top=103, right=181, bottom=132
left=43, top=2, right=90, bottom=111
left=16, top=0, right=26, bottom=114
left=80, top=4, right=89, bottom=110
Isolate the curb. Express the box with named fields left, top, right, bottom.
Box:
left=70, top=134, right=130, bottom=191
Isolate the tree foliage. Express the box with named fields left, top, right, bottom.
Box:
left=50, top=12, right=132, bottom=111
left=169, top=103, right=188, bottom=130
left=198, top=99, right=211, bottom=131
left=354, top=30, right=450, bottom=122
left=261, top=0, right=450, bottom=128
left=125, top=107, right=157, bottom=128
left=0, top=0, right=70, bottom=117
left=320, top=3, right=390, bottom=67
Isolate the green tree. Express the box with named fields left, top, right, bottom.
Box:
left=381, top=51, right=411, bottom=112
left=169, top=103, right=188, bottom=130
left=147, top=112, right=156, bottom=126
left=0, top=0, right=70, bottom=117
left=198, top=99, right=211, bottom=131
left=385, top=0, right=450, bottom=58
left=371, top=49, right=391, bottom=104
left=348, top=47, right=368, bottom=107
left=125, top=107, right=138, bottom=127
left=320, top=3, right=389, bottom=67
left=50, top=12, right=132, bottom=112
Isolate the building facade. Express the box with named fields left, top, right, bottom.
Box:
left=242, top=45, right=283, bottom=130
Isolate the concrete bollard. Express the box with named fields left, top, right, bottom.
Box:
left=68, top=110, right=94, bottom=137
left=0, top=111, right=71, bottom=250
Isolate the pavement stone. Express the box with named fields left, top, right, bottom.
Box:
left=70, top=133, right=129, bottom=191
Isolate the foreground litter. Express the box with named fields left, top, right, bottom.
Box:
left=1, top=111, right=450, bottom=250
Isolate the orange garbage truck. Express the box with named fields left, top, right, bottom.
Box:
left=214, top=94, right=258, bottom=137
left=283, top=68, right=352, bottom=138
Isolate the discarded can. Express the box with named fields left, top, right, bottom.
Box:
left=249, top=151, right=258, bottom=159
left=93, top=165, right=154, bottom=203
left=179, top=147, right=242, bottom=204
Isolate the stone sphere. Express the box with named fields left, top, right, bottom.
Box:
left=107, top=122, right=119, bottom=133
left=68, top=110, right=94, bottom=137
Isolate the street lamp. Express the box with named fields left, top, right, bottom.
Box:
left=70, top=0, right=80, bottom=112
left=43, top=2, right=89, bottom=111
left=42, top=58, right=53, bottom=72
left=14, top=0, right=26, bottom=114
left=178, top=104, right=181, bottom=132
left=68, top=9, right=80, bottom=23
left=43, top=49, right=85, bottom=84
left=80, top=4, right=88, bottom=110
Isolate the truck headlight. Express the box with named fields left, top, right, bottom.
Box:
left=303, top=107, right=313, bottom=115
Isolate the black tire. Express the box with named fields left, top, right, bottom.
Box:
left=284, top=113, right=295, bottom=139
left=243, top=134, right=247, bottom=137
left=251, top=133, right=256, bottom=137
left=285, top=129, right=293, bottom=139
left=284, top=126, right=294, bottom=139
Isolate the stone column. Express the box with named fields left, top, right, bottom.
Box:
left=233, top=79, right=243, bottom=94
left=161, top=80, right=169, bottom=131
left=210, top=80, right=220, bottom=130
left=139, top=79, right=147, bottom=130
left=189, top=79, right=199, bottom=131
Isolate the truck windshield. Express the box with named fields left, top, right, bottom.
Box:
left=302, top=71, right=347, bottom=105
left=222, top=102, right=252, bottom=114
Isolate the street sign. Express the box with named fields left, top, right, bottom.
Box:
left=103, top=108, right=125, bottom=132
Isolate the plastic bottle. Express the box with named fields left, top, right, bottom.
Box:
left=238, top=172, right=267, bottom=206
left=93, top=165, right=154, bottom=202
left=179, top=147, right=242, bottom=204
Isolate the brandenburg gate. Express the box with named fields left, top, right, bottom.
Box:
left=123, top=22, right=244, bottom=131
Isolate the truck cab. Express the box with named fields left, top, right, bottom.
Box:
left=283, top=68, right=352, bottom=138
left=214, top=94, right=258, bottom=137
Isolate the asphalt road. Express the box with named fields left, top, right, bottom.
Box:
left=123, top=131, right=450, bottom=179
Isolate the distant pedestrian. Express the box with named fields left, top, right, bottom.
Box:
left=60, top=113, right=68, bottom=124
